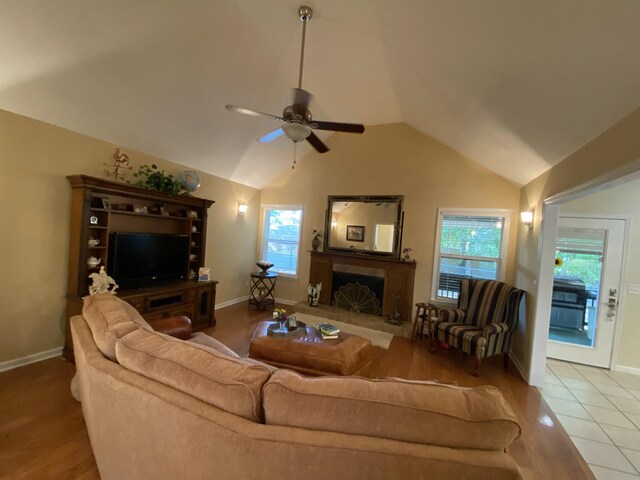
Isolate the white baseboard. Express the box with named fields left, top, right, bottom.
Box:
left=0, top=347, right=63, bottom=372
left=215, top=295, right=249, bottom=309
left=275, top=298, right=298, bottom=306
left=215, top=296, right=300, bottom=309
left=509, top=351, right=531, bottom=385
left=613, top=364, right=640, bottom=376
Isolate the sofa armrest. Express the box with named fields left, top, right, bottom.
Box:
left=439, top=308, right=466, bottom=324
left=147, top=316, right=192, bottom=340
left=483, top=322, right=510, bottom=337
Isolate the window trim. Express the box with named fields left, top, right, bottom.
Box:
left=431, top=207, right=512, bottom=303
left=260, top=204, right=304, bottom=279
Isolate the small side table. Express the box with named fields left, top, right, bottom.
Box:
left=411, top=302, right=439, bottom=352
left=249, top=272, right=278, bottom=310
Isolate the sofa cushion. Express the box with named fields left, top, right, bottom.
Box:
left=187, top=332, right=241, bottom=358
left=263, top=369, right=521, bottom=450
left=186, top=334, right=277, bottom=372
left=82, top=293, right=152, bottom=361
left=116, top=328, right=272, bottom=422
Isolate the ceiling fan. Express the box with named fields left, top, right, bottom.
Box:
left=225, top=5, right=365, bottom=155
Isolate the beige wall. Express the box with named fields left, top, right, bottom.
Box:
left=560, top=180, right=640, bottom=369
left=514, top=107, right=640, bottom=376
left=0, top=109, right=260, bottom=363
left=261, top=123, right=521, bottom=309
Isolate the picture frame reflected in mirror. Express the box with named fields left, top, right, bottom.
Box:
left=346, top=225, right=365, bottom=242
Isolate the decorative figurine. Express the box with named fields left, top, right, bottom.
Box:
left=87, top=256, right=102, bottom=268
left=311, top=229, right=322, bottom=252
left=386, top=292, right=402, bottom=325
left=308, top=282, right=322, bottom=307
left=88, top=266, right=119, bottom=295
left=105, top=147, right=133, bottom=182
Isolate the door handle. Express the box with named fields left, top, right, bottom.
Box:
left=603, top=296, right=618, bottom=320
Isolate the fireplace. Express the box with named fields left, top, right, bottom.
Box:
left=309, top=251, right=416, bottom=323
left=331, top=265, right=385, bottom=315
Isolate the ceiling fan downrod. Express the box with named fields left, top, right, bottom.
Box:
left=297, top=6, right=312, bottom=90
left=224, top=4, right=364, bottom=156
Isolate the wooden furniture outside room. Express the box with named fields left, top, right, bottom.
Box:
left=64, top=175, right=216, bottom=362
left=309, top=251, right=416, bottom=323
left=248, top=272, right=277, bottom=310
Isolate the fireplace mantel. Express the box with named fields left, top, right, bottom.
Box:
left=309, top=251, right=416, bottom=322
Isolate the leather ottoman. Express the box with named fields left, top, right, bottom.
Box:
left=249, top=321, right=373, bottom=377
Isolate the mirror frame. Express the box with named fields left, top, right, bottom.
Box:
left=323, top=195, right=404, bottom=258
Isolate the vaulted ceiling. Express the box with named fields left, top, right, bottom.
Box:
left=1, top=0, right=639, bottom=188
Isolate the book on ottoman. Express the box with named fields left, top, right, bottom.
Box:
left=316, top=323, right=340, bottom=337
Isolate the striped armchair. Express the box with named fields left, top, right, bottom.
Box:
left=434, top=279, right=525, bottom=376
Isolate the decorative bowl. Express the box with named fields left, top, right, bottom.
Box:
left=256, top=261, right=274, bottom=273
left=178, top=170, right=201, bottom=193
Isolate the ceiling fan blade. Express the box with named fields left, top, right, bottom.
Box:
left=312, top=121, right=365, bottom=134
left=306, top=131, right=329, bottom=153
left=258, top=128, right=284, bottom=144
left=292, top=88, right=313, bottom=110
left=225, top=104, right=283, bottom=121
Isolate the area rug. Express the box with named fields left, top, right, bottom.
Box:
left=292, top=312, right=393, bottom=349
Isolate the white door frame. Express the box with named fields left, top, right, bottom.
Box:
left=528, top=161, right=640, bottom=387
left=547, top=214, right=629, bottom=367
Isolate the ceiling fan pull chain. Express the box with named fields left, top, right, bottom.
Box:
left=225, top=5, right=363, bottom=156
left=292, top=142, right=298, bottom=169
left=297, top=6, right=312, bottom=89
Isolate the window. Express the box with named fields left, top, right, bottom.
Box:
left=555, top=227, right=605, bottom=293
left=432, top=208, right=510, bottom=301
left=261, top=206, right=303, bottom=276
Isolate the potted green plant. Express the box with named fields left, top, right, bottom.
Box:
left=131, top=164, right=187, bottom=196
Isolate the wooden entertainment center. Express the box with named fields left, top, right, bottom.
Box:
left=64, top=175, right=217, bottom=362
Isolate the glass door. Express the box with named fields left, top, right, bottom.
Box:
left=546, top=216, right=626, bottom=368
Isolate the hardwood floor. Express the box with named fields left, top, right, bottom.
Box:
left=0, top=303, right=594, bottom=479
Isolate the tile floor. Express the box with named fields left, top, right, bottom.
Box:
left=541, top=360, right=640, bottom=479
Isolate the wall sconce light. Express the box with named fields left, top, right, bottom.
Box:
left=331, top=220, right=338, bottom=229
left=238, top=203, right=248, bottom=216
left=520, top=210, right=533, bottom=229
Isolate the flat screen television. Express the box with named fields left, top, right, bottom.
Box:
left=107, top=232, right=189, bottom=289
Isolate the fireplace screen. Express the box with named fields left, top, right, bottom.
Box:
left=332, top=282, right=382, bottom=315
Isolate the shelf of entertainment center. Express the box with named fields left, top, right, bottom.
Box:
left=108, top=210, right=197, bottom=221
left=65, top=174, right=216, bottom=363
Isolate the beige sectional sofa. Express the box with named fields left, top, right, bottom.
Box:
left=71, top=294, right=524, bottom=479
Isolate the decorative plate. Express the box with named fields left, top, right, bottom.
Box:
left=178, top=170, right=201, bottom=193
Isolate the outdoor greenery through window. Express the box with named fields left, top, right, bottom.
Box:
left=261, top=207, right=303, bottom=276
left=554, top=228, right=605, bottom=293
left=434, top=211, right=508, bottom=300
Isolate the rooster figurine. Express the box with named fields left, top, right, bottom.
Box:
left=105, top=147, right=133, bottom=181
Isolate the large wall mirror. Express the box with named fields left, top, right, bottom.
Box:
left=324, top=195, right=404, bottom=258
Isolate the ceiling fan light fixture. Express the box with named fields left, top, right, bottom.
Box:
left=282, top=122, right=311, bottom=142
left=224, top=5, right=363, bottom=155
